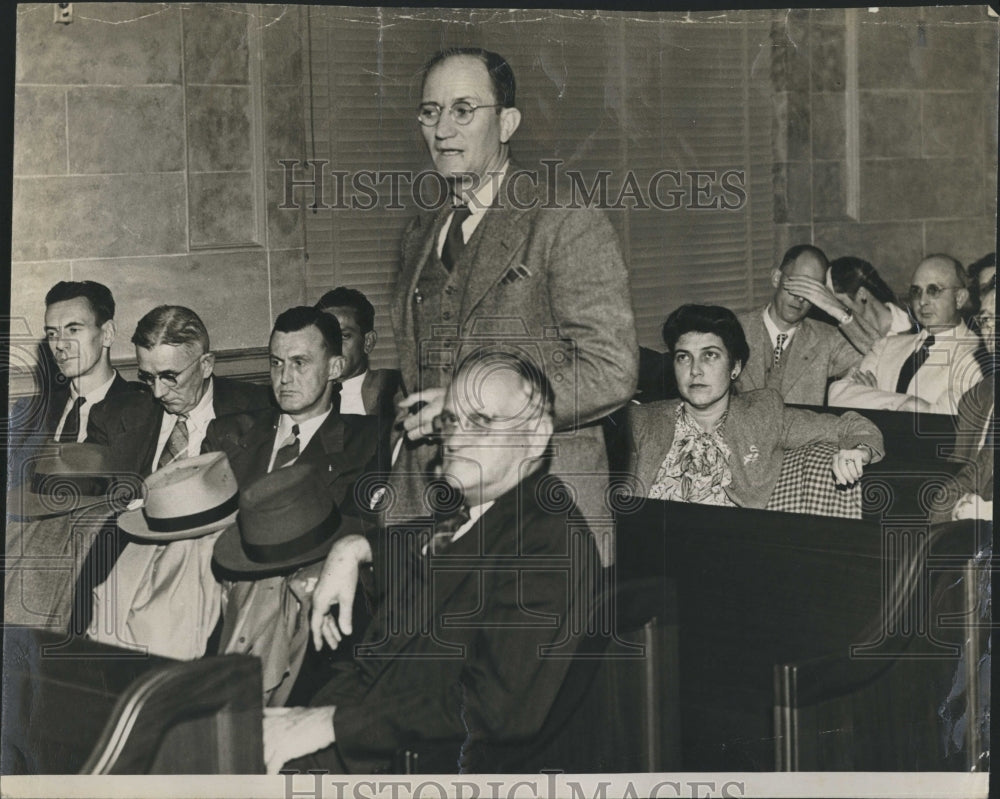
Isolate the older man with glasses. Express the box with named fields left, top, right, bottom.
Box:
left=79, top=306, right=270, bottom=641
left=829, top=254, right=984, bottom=414
left=388, top=48, right=637, bottom=563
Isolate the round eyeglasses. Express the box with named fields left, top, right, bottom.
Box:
left=907, top=284, right=962, bottom=301
left=417, top=101, right=503, bottom=127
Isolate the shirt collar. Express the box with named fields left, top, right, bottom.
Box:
left=763, top=304, right=798, bottom=343
left=340, top=371, right=367, bottom=394
left=183, top=377, right=215, bottom=427
left=70, top=369, right=118, bottom=403
left=448, top=500, right=495, bottom=545
left=460, top=160, right=508, bottom=216
left=276, top=405, right=332, bottom=442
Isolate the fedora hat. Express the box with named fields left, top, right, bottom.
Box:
left=118, top=452, right=240, bottom=542
left=7, top=443, right=141, bottom=520
left=213, top=463, right=343, bottom=575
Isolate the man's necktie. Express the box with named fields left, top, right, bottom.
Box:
left=441, top=205, right=472, bottom=272
left=773, top=333, right=788, bottom=367
left=272, top=424, right=300, bottom=471
left=157, top=415, right=189, bottom=470
left=60, top=396, right=86, bottom=442
left=895, top=334, right=935, bottom=394
left=429, top=505, right=472, bottom=555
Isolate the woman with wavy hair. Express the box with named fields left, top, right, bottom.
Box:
left=627, top=304, right=884, bottom=508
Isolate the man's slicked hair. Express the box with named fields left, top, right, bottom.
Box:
left=779, top=244, right=829, bottom=273
left=422, top=47, right=516, bottom=108
left=315, top=287, right=376, bottom=333
left=44, top=281, right=115, bottom=325
left=132, top=305, right=210, bottom=352
left=272, top=306, right=343, bottom=356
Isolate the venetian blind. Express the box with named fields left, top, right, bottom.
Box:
left=303, top=9, right=775, bottom=366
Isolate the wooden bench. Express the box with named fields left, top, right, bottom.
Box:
left=1, top=629, right=264, bottom=774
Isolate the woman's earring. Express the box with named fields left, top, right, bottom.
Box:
left=731, top=370, right=738, bottom=379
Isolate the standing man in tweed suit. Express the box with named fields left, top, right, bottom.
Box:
left=389, top=48, right=638, bottom=560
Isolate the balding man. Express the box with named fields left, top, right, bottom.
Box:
left=828, top=255, right=984, bottom=414
left=736, top=244, right=874, bottom=405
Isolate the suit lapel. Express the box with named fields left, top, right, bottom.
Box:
left=458, top=172, right=535, bottom=323
left=745, top=314, right=769, bottom=388
left=782, top=322, right=819, bottom=391
left=238, top=410, right=280, bottom=480
left=360, top=370, right=377, bottom=416
left=44, top=385, right=70, bottom=436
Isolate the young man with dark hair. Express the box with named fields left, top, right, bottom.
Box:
left=315, top=286, right=401, bottom=418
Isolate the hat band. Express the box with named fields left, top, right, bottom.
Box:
left=144, top=491, right=240, bottom=533
left=242, top=507, right=338, bottom=564
left=31, top=472, right=110, bottom=497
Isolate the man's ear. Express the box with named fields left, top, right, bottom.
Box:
left=363, top=330, right=377, bottom=355
left=200, top=351, right=216, bottom=378
left=525, top=413, right=554, bottom=460
left=770, top=268, right=783, bottom=291
left=101, top=319, right=116, bottom=348
left=328, top=354, right=346, bottom=383
left=955, top=287, right=970, bottom=312
left=499, top=107, right=521, bottom=144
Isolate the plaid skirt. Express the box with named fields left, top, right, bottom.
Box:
left=765, top=441, right=862, bottom=519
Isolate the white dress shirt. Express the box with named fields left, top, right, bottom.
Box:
left=762, top=305, right=799, bottom=351
left=266, top=407, right=332, bottom=472
left=55, top=370, right=118, bottom=442
left=339, top=372, right=367, bottom=416
left=435, top=161, right=509, bottom=257
left=151, top=378, right=216, bottom=470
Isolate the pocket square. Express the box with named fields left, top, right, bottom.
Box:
left=500, top=263, right=532, bottom=285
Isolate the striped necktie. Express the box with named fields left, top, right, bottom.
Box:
left=156, top=415, right=189, bottom=470
left=272, top=424, right=301, bottom=471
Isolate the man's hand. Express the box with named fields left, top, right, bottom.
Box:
left=263, top=706, right=335, bottom=774
left=782, top=275, right=849, bottom=320
left=399, top=387, right=446, bottom=441
left=831, top=446, right=872, bottom=486
left=953, top=492, right=993, bottom=521
left=309, top=534, right=372, bottom=651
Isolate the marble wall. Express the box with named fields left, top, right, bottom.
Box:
left=772, top=6, right=997, bottom=293
left=10, top=3, right=307, bottom=379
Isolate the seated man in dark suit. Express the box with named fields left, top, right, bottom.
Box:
left=204, top=306, right=385, bottom=705
left=314, top=286, right=401, bottom=419
left=263, top=350, right=600, bottom=774
left=81, top=306, right=270, bottom=637
left=8, top=281, right=136, bottom=483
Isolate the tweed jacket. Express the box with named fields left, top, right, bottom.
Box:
left=359, top=368, right=402, bottom=418
left=627, top=389, right=885, bottom=509
left=86, top=376, right=272, bottom=477
left=304, top=470, right=600, bottom=774
left=827, top=322, right=984, bottom=415
left=388, top=167, right=638, bottom=540
left=736, top=308, right=871, bottom=406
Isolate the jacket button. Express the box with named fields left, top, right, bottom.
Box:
left=442, top=311, right=452, bottom=320
left=445, top=285, right=455, bottom=295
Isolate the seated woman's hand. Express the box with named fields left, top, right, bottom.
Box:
left=830, top=446, right=872, bottom=486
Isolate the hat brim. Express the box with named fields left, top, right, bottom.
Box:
left=118, top=506, right=239, bottom=542
left=6, top=485, right=112, bottom=520
left=212, top=514, right=365, bottom=576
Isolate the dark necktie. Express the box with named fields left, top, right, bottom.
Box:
left=773, top=333, right=788, bottom=367
left=60, top=396, right=86, bottom=442
left=441, top=206, right=472, bottom=272
left=157, top=415, right=189, bottom=470
left=429, top=505, right=472, bottom=555
left=895, top=334, right=935, bottom=394
left=272, top=424, right=300, bottom=471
